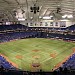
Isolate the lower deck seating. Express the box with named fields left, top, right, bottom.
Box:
left=56, top=53, right=75, bottom=71
left=0, top=31, right=75, bottom=43
left=0, top=56, right=16, bottom=70
left=0, top=31, right=40, bottom=43
left=62, top=54, right=75, bottom=70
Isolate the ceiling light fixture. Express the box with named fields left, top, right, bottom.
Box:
left=39, top=16, right=42, bottom=19
left=62, top=14, right=67, bottom=18
left=62, top=14, right=73, bottom=18
left=30, top=17, right=33, bottom=19
left=43, top=16, right=51, bottom=19
left=18, top=18, right=25, bottom=21
left=67, top=15, right=73, bottom=18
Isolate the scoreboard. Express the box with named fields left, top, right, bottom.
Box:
left=29, top=21, right=66, bottom=28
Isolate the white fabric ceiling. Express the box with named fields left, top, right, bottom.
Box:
left=0, top=0, right=75, bottom=21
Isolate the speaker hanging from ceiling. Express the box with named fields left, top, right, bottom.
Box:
left=13, top=10, right=17, bottom=16
left=30, top=4, right=39, bottom=14
left=56, top=7, right=61, bottom=13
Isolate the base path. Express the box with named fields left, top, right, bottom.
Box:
left=32, top=50, right=40, bottom=52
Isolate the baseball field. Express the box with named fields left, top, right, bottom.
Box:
left=0, top=38, right=75, bottom=71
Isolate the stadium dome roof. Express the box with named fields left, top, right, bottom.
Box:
left=0, top=0, right=75, bottom=21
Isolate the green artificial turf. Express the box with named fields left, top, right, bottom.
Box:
left=0, top=38, right=75, bottom=71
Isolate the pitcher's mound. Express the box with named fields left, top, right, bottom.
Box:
left=16, top=55, right=23, bottom=59
left=32, top=50, right=40, bottom=52
left=50, top=53, right=57, bottom=58
left=32, top=55, right=40, bottom=59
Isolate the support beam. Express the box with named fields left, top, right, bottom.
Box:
left=15, top=0, right=20, bottom=5
left=2, top=0, right=10, bottom=4
left=43, top=8, right=49, bottom=17
left=26, top=0, right=29, bottom=19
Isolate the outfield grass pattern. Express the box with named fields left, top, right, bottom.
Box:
left=0, top=38, right=75, bottom=71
